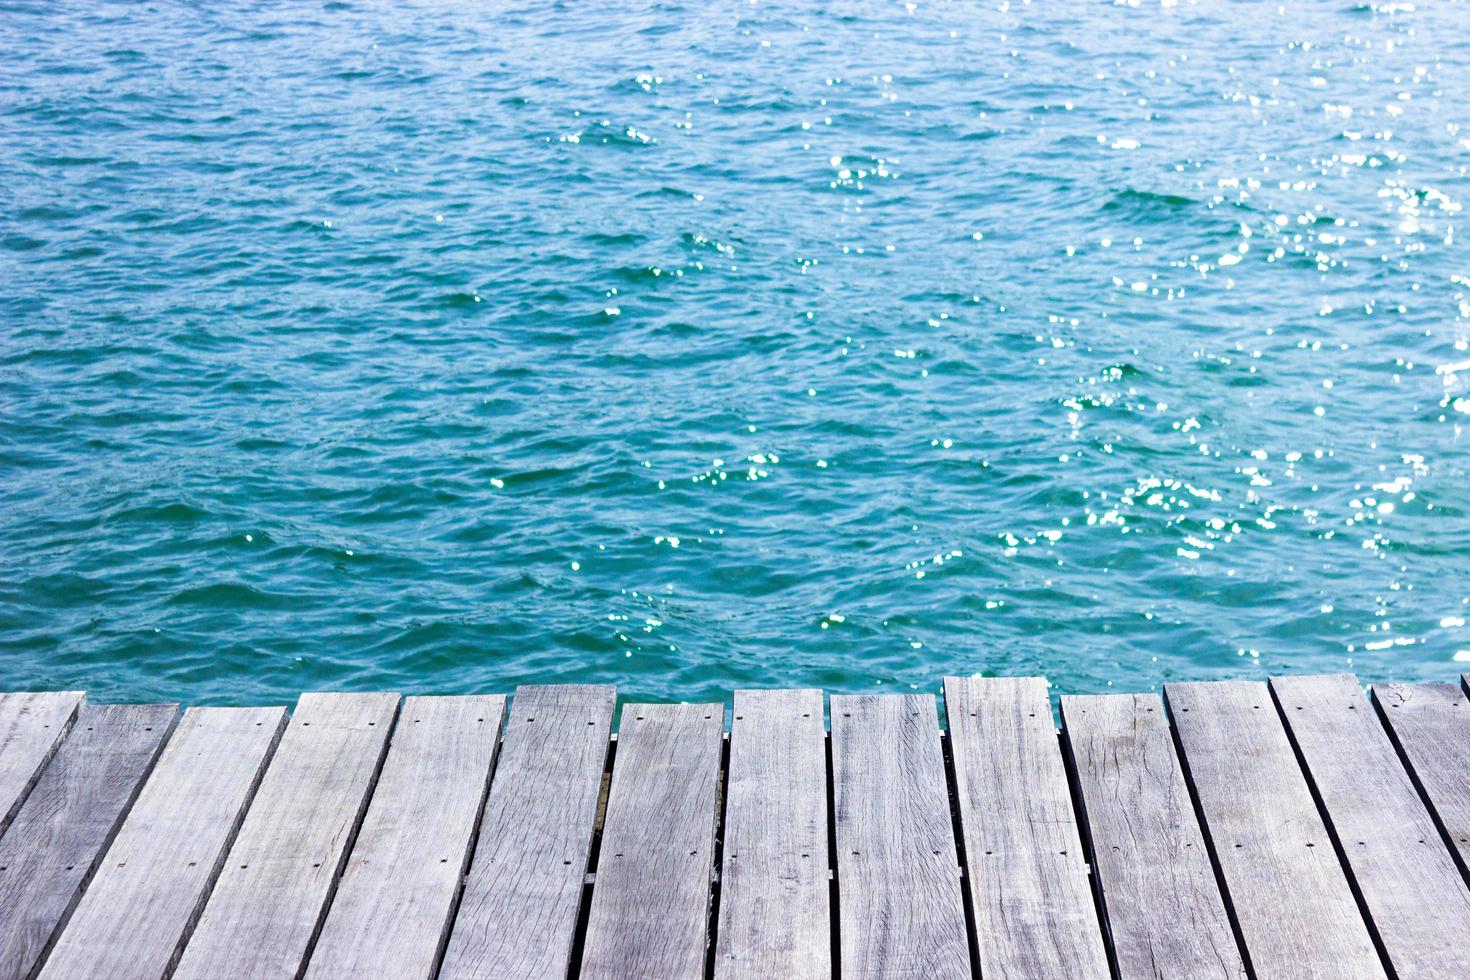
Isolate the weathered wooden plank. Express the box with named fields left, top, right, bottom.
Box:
left=1060, top=693, right=1245, bottom=979
left=1373, top=681, right=1470, bottom=877
left=305, top=695, right=505, bottom=980
left=0, top=702, right=176, bottom=980
left=1166, top=680, right=1384, bottom=980
left=1271, top=673, right=1470, bottom=978
left=37, top=706, right=287, bottom=980
left=0, top=691, right=85, bottom=836
left=438, top=684, right=615, bottom=980
left=172, top=692, right=398, bottom=980
left=832, top=693, right=969, bottom=980
left=715, top=689, right=830, bottom=980
left=579, top=702, right=723, bottom=980
left=945, top=677, right=1108, bottom=980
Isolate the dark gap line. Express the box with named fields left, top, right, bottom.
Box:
left=164, top=709, right=289, bottom=980
left=0, top=696, right=83, bottom=840
left=1370, top=688, right=1470, bottom=891
left=825, top=729, right=840, bottom=979
left=1162, top=688, right=1259, bottom=980
left=1267, top=683, right=1397, bottom=980
left=33, top=708, right=182, bottom=980
left=937, top=725, right=981, bottom=980
left=564, top=733, right=617, bottom=980
left=702, top=731, right=731, bottom=980
left=426, top=706, right=509, bottom=980
left=1055, top=704, right=1121, bottom=980
left=293, top=699, right=400, bottom=980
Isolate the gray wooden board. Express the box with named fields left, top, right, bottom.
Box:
left=438, top=684, right=615, bottom=980
left=0, top=692, right=84, bottom=836
left=0, top=702, right=176, bottom=980
left=1271, top=674, right=1470, bottom=978
left=1373, top=681, right=1470, bottom=877
left=1060, top=693, right=1246, bottom=980
left=715, top=689, right=830, bottom=980
left=172, top=692, right=399, bottom=980
left=579, top=702, right=723, bottom=980
left=305, top=695, right=506, bottom=980
left=37, top=706, right=287, bottom=980
left=1165, top=680, right=1384, bottom=980
left=944, top=677, right=1108, bottom=980
left=832, top=693, right=970, bottom=980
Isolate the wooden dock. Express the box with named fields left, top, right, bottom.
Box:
left=1, top=674, right=1468, bottom=979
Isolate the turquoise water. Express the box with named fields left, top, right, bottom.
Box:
left=3, top=0, right=1469, bottom=705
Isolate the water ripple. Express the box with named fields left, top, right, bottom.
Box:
left=2, top=0, right=1469, bottom=704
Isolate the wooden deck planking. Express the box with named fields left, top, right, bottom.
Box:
left=1372, top=681, right=1470, bottom=877
left=37, top=706, right=287, bottom=980
left=1, top=675, right=1466, bottom=979
left=944, top=677, right=1108, bottom=980
left=832, top=693, right=970, bottom=980
left=1271, top=674, right=1470, bottom=978
left=172, top=692, right=398, bottom=980
left=439, top=684, right=614, bottom=980
left=1060, top=693, right=1246, bottom=980
left=1166, top=680, right=1384, bottom=980
left=715, top=689, right=830, bottom=980
left=579, top=702, right=724, bottom=980
left=0, top=691, right=84, bottom=837
left=0, top=702, right=176, bottom=980
left=305, top=695, right=506, bottom=980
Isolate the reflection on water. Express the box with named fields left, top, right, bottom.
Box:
left=2, top=0, right=1468, bottom=703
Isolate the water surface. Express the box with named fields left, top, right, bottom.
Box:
left=3, top=0, right=1469, bottom=704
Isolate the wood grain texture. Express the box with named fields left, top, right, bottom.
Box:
left=832, top=693, right=970, bottom=980
left=305, top=695, right=505, bottom=980
left=172, top=692, right=398, bottom=980
left=1271, top=674, right=1470, bottom=979
left=715, top=689, right=830, bottom=980
left=438, top=684, right=615, bottom=980
left=579, top=702, right=723, bottom=980
left=0, top=702, right=176, bottom=980
left=37, top=706, right=287, bottom=980
left=944, top=677, right=1108, bottom=980
left=1165, top=680, right=1384, bottom=980
left=1060, top=693, right=1246, bottom=980
left=0, top=692, right=84, bottom=836
left=1372, top=681, right=1470, bottom=878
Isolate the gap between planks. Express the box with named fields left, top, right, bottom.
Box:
left=7, top=676, right=1470, bottom=980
